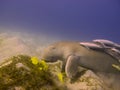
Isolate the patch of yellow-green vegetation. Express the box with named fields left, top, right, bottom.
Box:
left=112, top=64, right=120, bottom=71
left=31, top=56, right=39, bottom=65
left=57, top=72, right=66, bottom=83
left=0, top=55, right=67, bottom=90
left=47, top=61, right=67, bottom=83
left=31, top=56, right=66, bottom=83
left=31, top=57, right=48, bottom=71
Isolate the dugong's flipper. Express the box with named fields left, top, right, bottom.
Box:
left=65, top=55, right=80, bottom=79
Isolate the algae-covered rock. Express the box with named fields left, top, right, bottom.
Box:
left=0, top=55, right=113, bottom=90
left=0, top=55, right=66, bottom=90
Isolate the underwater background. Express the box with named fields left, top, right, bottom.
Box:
left=0, top=0, right=120, bottom=42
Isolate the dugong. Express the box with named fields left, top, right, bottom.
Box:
left=41, top=41, right=120, bottom=89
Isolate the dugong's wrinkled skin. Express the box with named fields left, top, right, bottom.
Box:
left=41, top=41, right=120, bottom=89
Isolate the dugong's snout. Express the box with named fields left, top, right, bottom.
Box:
left=41, top=55, right=58, bottom=63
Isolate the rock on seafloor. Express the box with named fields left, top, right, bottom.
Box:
left=0, top=55, right=114, bottom=90
left=0, top=55, right=67, bottom=90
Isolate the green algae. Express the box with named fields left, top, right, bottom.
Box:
left=0, top=55, right=66, bottom=90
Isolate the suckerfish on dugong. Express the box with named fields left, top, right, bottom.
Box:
left=41, top=41, right=120, bottom=90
